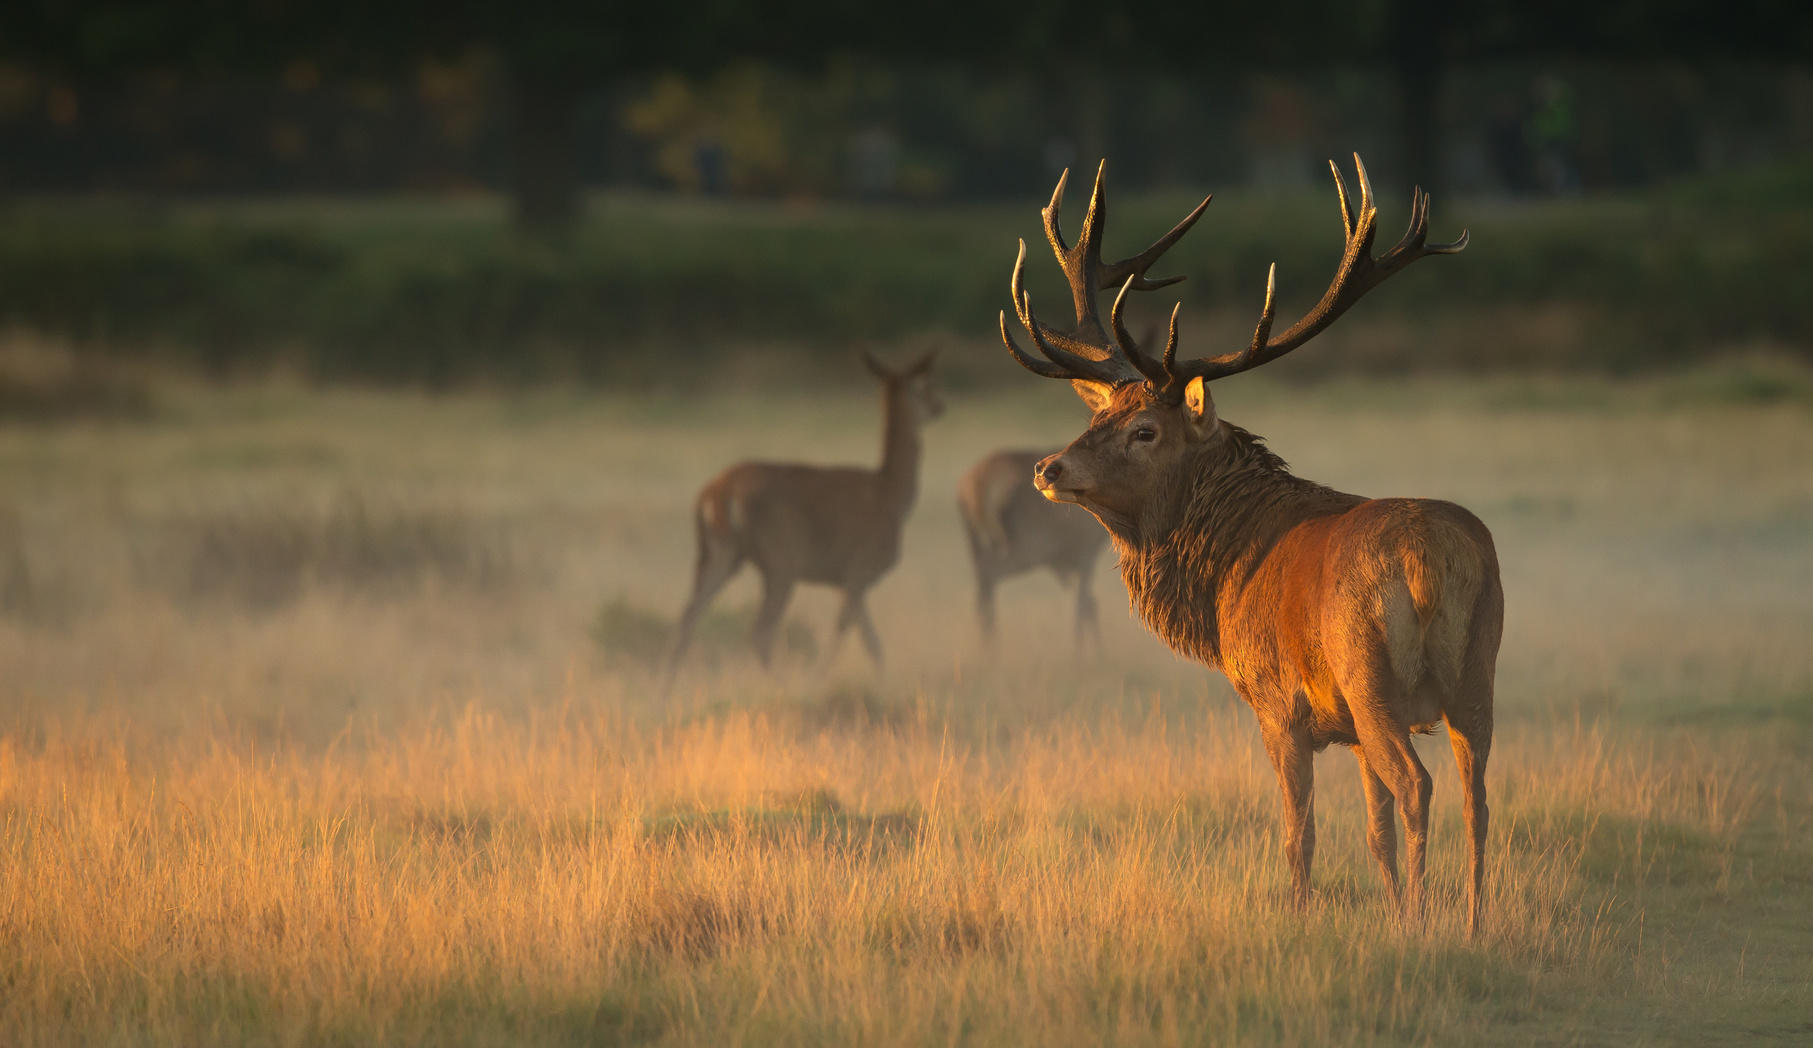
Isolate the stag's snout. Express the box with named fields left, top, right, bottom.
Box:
left=1033, top=452, right=1086, bottom=504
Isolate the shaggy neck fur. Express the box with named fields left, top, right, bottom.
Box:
left=1111, top=421, right=1364, bottom=666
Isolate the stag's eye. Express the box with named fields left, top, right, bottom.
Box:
left=1133, top=426, right=1157, bottom=443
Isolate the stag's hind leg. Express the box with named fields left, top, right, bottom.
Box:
left=1354, top=725, right=1433, bottom=919
left=1352, top=746, right=1402, bottom=905
left=1446, top=720, right=1490, bottom=938
left=1346, top=684, right=1434, bottom=920
left=1445, top=652, right=1495, bottom=938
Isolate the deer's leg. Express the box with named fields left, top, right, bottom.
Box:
left=1353, top=719, right=1433, bottom=921
left=975, top=570, right=999, bottom=649
left=1352, top=745, right=1402, bottom=904
left=749, top=571, right=795, bottom=669
left=839, top=591, right=885, bottom=669
left=666, top=531, right=742, bottom=680
left=1074, top=566, right=1100, bottom=652
left=1446, top=717, right=1491, bottom=939
left=1259, top=716, right=1317, bottom=910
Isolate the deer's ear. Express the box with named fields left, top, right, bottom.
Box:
left=1071, top=379, right=1114, bottom=413
left=861, top=351, right=891, bottom=380
left=1183, top=376, right=1219, bottom=437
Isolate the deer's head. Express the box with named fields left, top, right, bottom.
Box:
left=1004, top=157, right=1466, bottom=534
left=864, top=349, right=944, bottom=426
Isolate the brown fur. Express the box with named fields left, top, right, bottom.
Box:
left=1037, top=381, right=1502, bottom=934
left=957, top=449, right=1108, bottom=648
left=667, top=354, right=942, bottom=678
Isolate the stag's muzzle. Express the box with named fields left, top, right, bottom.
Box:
left=1033, top=453, right=1085, bottom=504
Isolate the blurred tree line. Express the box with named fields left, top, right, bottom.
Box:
left=2, top=2, right=1810, bottom=226
left=1, top=1, right=1811, bottom=384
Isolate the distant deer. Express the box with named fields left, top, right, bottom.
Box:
left=957, top=449, right=1107, bottom=648
left=999, top=157, right=1501, bottom=935
left=667, top=352, right=942, bottom=679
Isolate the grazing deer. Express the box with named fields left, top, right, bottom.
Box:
left=667, top=351, right=942, bottom=679
left=957, top=449, right=1107, bottom=648
left=999, top=157, right=1501, bottom=935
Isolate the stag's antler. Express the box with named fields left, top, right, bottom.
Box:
left=1005, top=154, right=1468, bottom=403
left=1000, top=161, right=1210, bottom=388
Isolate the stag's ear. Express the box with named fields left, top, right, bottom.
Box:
left=1183, top=376, right=1220, bottom=437
left=861, top=351, right=892, bottom=380
left=908, top=349, right=938, bottom=375
left=1071, top=379, right=1114, bottom=413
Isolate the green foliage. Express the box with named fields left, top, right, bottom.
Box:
left=2, top=169, right=1812, bottom=380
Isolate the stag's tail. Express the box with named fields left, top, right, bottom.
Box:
left=1390, top=522, right=1489, bottom=700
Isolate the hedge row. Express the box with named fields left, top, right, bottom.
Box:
left=2, top=167, right=1809, bottom=382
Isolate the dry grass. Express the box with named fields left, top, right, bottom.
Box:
left=0, top=363, right=1810, bottom=1045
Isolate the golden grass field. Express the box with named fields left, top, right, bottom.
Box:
left=1, top=351, right=1810, bottom=1046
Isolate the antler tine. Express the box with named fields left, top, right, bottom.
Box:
left=1166, top=154, right=1465, bottom=386
left=1379, top=187, right=1469, bottom=269
left=1000, top=159, right=1223, bottom=391
left=1021, top=289, right=1131, bottom=385
left=1330, top=160, right=1354, bottom=238
left=1161, top=264, right=1274, bottom=393
left=1038, top=160, right=1209, bottom=341
left=1099, top=192, right=1212, bottom=293
left=1249, top=263, right=1278, bottom=355
left=1078, top=160, right=1108, bottom=265
left=1109, top=275, right=1174, bottom=389
left=1161, top=302, right=1180, bottom=374
left=1012, top=239, right=1134, bottom=383
left=999, top=311, right=1071, bottom=379
left=1043, top=168, right=1072, bottom=255
left=1011, top=238, right=1122, bottom=375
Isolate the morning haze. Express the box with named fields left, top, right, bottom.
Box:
left=0, top=2, right=1809, bottom=1044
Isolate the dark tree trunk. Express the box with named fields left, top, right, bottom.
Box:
left=1389, top=0, right=1446, bottom=193
left=510, top=72, right=581, bottom=230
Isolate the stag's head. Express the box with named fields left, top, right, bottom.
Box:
left=864, top=349, right=944, bottom=426
left=1003, top=157, right=1467, bottom=533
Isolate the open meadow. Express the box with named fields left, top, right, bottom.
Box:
left=1, top=355, right=1810, bottom=1045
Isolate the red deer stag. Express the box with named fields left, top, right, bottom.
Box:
left=667, top=352, right=942, bottom=679
left=999, top=157, right=1501, bottom=934
left=958, top=449, right=1107, bottom=648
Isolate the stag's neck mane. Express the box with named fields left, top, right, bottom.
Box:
left=1113, top=421, right=1364, bottom=666
left=875, top=384, right=922, bottom=519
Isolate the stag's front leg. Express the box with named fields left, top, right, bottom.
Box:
left=1259, top=717, right=1317, bottom=910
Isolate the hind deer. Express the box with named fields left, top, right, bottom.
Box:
left=667, top=352, right=942, bottom=680
left=999, top=157, right=1502, bottom=935
left=958, top=449, right=1107, bottom=648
